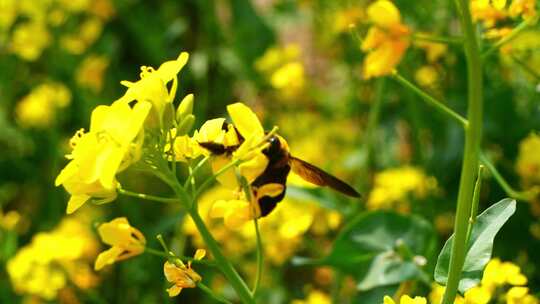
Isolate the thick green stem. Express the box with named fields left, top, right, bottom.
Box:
left=441, top=1, right=483, bottom=303
left=188, top=209, right=255, bottom=304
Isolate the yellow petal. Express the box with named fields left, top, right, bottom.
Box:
left=209, top=200, right=229, bottom=218
left=238, top=152, right=269, bottom=184
left=226, top=102, right=264, bottom=139
left=367, top=0, right=401, bottom=27
left=94, top=246, right=124, bottom=270
left=492, top=0, right=506, bottom=10
left=156, top=52, right=189, bottom=83
left=164, top=261, right=183, bottom=282
left=167, top=285, right=182, bottom=297
left=98, top=217, right=133, bottom=246
left=383, top=296, right=396, bottom=304
left=210, top=156, right=238, bottom=189
left=66, top=194, right=90, bottom=214
left=195, top=118, right=227, bottom=144
left=194, top=249, right=206, bottom=261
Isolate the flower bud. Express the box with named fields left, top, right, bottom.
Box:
left=176, top=94, right=194, bottom=123
left=176, top=114, right=195, bottom=136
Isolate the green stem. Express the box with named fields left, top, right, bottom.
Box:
left=198, top=282, right=234, bottom=304
left=392, top=72, right=469, bottom=127
left=365, top=78, right=386, bottom=167
left=188, top=209, right=255, bottom=304
left=412, top=32, right=463, bottom=45
left=251, top=217, right=263, bottom=297
left=480, top=153, right=536, bottom=201
left=482, top=20, right=530, bottom=59
left=117, top=188, right=180, bottom=204
left=441, top=0, right=483, bottom=303
left=465, top=165, right=484, bottom=245
left=184, top=156, right=210, bottom=189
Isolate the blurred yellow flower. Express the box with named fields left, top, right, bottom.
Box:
left=291, top=290, right=331, bottom=304
left=7, top=217, right=99, bottom=300
left=94, top=217, right=146, bottom=270
left=464, top=286, right=492, bottom=304
left=164, top=249, right=206, bottom=297
left=361, top=0, right=410, bottom=78
left=471, top=0, right=508, bottom=28
left=415, top=65, right=438, bottom=87
left=76, top=54, right=110, bottom=93
left=0, top=0, right=17, bottom=29
left=333, top=6, right=364, bottom=34
left=383, top=295, right=427, bottom=304
left=255, top=44, right=306, bottom=97
left=61, top=17, right=104, bottom=54
left=15, top=82, right=71, bottom=128
left=508, top=0, right=537, bottom=20
left=367, top=166, right=437, bottom=211
left=516, top=133, right=540, bottom=185
left=507, top=287, right=539, bottom=304
left=55, top=100, right=151, bottom=214
left=9, top=22, right=51, bottom=61
left=429, top=283, right=465, bottom=304
left=414, top=39, right=448, bottom=63
left=481, top=258, right=528, bottom=291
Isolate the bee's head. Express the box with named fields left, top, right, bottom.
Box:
left=263, top=134, right=289, bottom=161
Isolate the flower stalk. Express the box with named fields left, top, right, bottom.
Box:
left=441, top=0, right=484, bottom=303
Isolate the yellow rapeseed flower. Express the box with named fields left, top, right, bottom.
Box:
left=481, top=258, right=528, bottom=291
left=506, top=287, right=539, bottom=304
left=361, top=0, right=410, bottom=78
left=118, top=52, right=189, bottom=126
left=463, top=286, right=492, bottom=304
left=94, top=217, right=146, bottom=270
left=415, top=65, right=438, bottom=87
left=15, top=82, right=71, bottom=128
left=367, top=166, right=437, bottom=212
left=163, top=249, right=206, bottom=297
left=55, top=100, right=151, bottom=214
left=255, top=44, right=306, bottom=97
left=9, top=22, right=51, bottom=61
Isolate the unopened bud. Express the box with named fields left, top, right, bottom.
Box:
left=176, top=114, right=195, bottom=136
left=176, top=94, right=194, bottom=123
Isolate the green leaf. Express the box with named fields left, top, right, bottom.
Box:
left=434, top=198, right=516, bottom=293
left=325, top=211, right=436, bottom=291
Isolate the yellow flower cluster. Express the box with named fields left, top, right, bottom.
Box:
left=361, top=0, right=410, bottom=78
left=15, top=82, right=71, bottom=128
left=255, top=44, right=306, bottom=98
left=7, top=216, right=99, bottom=300
left=414, top=39, right=448, bottom=87
left=184, top=186, right=341, bottom=265
left=430, top=258, right=538, bottom=304
left=2, top=0, right=114, bottom=61
left=516, top=133, right=540, bottom=185
left=56, top=52, right=189, bottom=214
left=471, top=0, right=537, bottom=39
left=367, top=166, right=438, bottom=212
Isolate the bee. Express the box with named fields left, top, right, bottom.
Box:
left=198, top=122, right=360, bottom=217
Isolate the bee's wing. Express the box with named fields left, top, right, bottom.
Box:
left=289, top=156, right=361, bottom=197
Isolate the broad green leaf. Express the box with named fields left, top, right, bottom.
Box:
left=434, top=198, right=516, bottom=293
left=325, top=211, right=436, bottom=290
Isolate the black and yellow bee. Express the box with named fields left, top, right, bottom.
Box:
left=198, top=122, right=360, bottom=217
